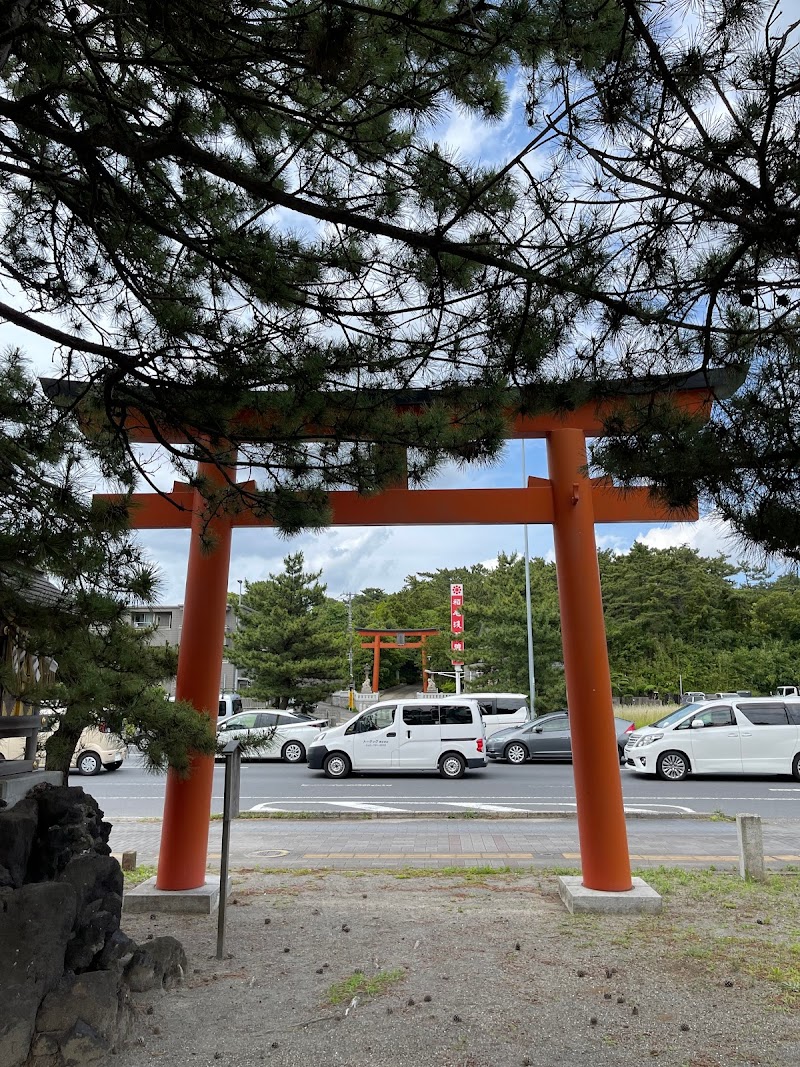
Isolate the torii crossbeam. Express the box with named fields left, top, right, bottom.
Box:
left=43, top=370, right=737, bottom=896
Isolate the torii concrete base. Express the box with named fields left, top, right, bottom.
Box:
left=124, top=876, right=232, bottom=916
left=558, top=875, right=662, bottom=914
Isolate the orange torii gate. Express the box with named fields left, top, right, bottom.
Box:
left=357, top=628, right=439, bottom=693
left=42, top=371, right=734, bottom=897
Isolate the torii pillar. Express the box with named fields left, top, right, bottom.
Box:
left=548, top=429, right=629, bottom=890
left=157, top=460, right=235, bottom=890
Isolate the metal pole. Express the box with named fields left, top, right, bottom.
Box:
left=233, top=580, right=243, bottom=693
left=216, top=801, right=232, bottom=959
left=216, top=740, right=241, bottom=959
left=346, top=594, right=355, bottom=708
left=522, top=441, right=536, bottom=716
left=455, top=663, right=462, bottom=695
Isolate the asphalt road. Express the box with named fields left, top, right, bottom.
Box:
left=79, top=753, right=800, bottom=820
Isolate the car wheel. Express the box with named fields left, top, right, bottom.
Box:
left=77, top=751, right=102, bottom=776
left=657, top=751, right=689, bottom=781
left=618, top=745, right=626, bottom=765
left=792, top=753, right=800, bottom=782
left=504, top=742, right=528, bottom=765
left=282, top=741, right=306, bottom=764
left=324, top=753, right=351, bottom=779
left=439, top=753, right=466, bottom=779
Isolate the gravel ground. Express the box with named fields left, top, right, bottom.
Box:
left=116, top=867, right=800, bottom=1067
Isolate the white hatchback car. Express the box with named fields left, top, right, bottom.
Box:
left=624, top=698, right=800, bottom=781
left=216, top=709, right=328, bottom=763
left=0, top=711, right=127, bottom=775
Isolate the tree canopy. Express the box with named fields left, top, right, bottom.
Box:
left=230, top=551, right=345, bottom=706
left=2, top=2, right=799, bottom=553
left=341, top=546, right=800, bottom=704
left=0, top=352, right=216, bottom=775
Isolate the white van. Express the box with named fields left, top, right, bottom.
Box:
left=307, top=698, right=487, bottom=779
left=218, top=693, right=243, bottom=719
left=624, top=698, right=800, bottom=781
left=439, top=692, right=529, bottom=737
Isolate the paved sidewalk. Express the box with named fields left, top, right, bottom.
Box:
left=110, top=814, right=800, bottom=870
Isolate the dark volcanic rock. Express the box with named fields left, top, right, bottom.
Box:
left=0, top=881, right=77, bottom=1067
left=0, top=797, right=37, bottom=889
left=36, top=970, right=121, bottom=1041
left=0, top=784, right=183, bottom=1065
left=28, top=785, right=111, bottom=881
left=124, top=936, right=188, bottom=993
left=96, top=928, right=138, bottom=971
left=57, top=854, right=124, bottom=972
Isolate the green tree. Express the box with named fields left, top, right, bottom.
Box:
left=3, top=1, right=625, bottom=527
left=366, top=545, right=800, bottom=706
left=468, top=554, right=565, bottom=709
left=550, top=1, right=800, bottom=557
left=0, top=351, right=215, bottom=777
left=230, top=553, right=344, bottom=707
left=3, top=3, right=800, bottom=560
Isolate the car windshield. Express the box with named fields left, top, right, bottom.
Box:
left=649, top=704, right=704, bottom=729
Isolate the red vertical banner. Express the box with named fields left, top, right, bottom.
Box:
left=450, top=582, right=464, bottom=664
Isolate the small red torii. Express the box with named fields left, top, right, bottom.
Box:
left=42, top=371, right=735, bottom=896
left=356, top=628, right=440, bottom=693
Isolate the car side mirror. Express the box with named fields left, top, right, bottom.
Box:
left=691, top=719, right=705, bottom=729
left=534, top=725, right=543, bottom=733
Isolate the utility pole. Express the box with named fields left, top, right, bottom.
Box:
left=232, top=579, right=244, bottom=692
left=343, top=592, right=355, bottom=710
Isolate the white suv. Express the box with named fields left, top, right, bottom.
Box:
left=624, top=698, right=800, bottom=781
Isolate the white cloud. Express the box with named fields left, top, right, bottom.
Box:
left=636, top=513, right=739, bottom=559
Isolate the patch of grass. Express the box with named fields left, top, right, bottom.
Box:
left=446, top=810, right=480, bottom=819
left=211, top=811, right=371, bottom=821
left=636, top=866, right=800, bottom=910
left=326, top=968, right=406, bottom=1005
left=394, top=864, right=515, bottom=883
left=709, top=808, right=736, bottom=822
left=765, top=964, right=800, bottom=1002
left=236, top=866, right=368, bottom=877
left=123, top=864, right=157, bottom=888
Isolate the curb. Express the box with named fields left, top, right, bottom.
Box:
left=114, top=809, right=721, bottom=824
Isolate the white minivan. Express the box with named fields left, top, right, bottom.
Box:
left=439, top=692, right=530, bottom=737
left=307, top=698, right=487, bottom=779
left=624, top=698, right=800, bottom=781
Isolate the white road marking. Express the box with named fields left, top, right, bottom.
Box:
left=625, top=803, right=697, bottom=813
left=319, top=801, right=407, bottom=812
left=439, top=803, right=537, bottom=813
left=248, top=804, right=288, bottom=812
left=301, top=783, right=393, bottom=788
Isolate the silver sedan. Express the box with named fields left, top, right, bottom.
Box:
left=486, top=711, right=635, bottom=765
